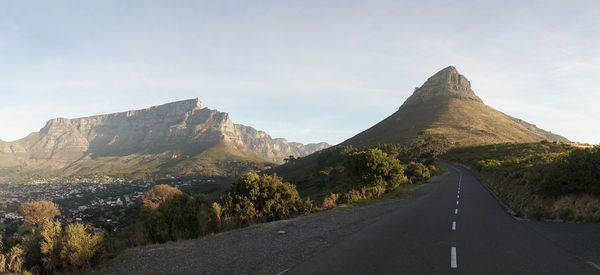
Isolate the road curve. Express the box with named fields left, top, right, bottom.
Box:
left=288, top=162, right=598, bottom=274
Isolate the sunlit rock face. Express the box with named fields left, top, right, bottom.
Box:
left=0, top=98, right=329, bottom=170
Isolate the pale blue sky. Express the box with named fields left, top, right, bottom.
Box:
left=1, top=1, right=599, bottom=145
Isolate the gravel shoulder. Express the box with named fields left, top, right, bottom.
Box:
left=100, top=176, right=444, bottom=274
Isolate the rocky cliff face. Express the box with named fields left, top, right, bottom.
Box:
left=0, top=99, right=329, bottom=172
left=404, top=66, right=482, bottom=105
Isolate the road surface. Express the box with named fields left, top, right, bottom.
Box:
left=288, top=162, right=599, bottom=274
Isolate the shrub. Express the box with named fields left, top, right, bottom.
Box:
left=340, top=189, right=365, bottom=203
left=21, top=232, right=42, bottom=271
left=361, top=185, right=386, bottom=199
left=221, top=173, right=303, bottom=224
left=147, top=194, right=218, bottom=243
left=344, top=148, right=405, bottom=190
left=405, top=162, right=431, bottom=184
left=61, top=223, right=103, bottom=269
left=303, top=198, right=315, bottom=214
left=322, top=193, right=340, bottom=209
left=212, top=202, right=223, bottom=229
left=8, top=245, right=25, bottom=272
left=121, top=221, right=150, bottom=247
left=40, top=219, right=63, bottom=273
left=0, top=253, right=5, bottom=272
left=541, top=148, right=600, bottom=195
left=141, top=184, right=183, bottom=210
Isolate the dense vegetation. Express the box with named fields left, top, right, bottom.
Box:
left=443, top=142, right=600, bottom=222
left=541, top=148, right=600, bottom=195
left=270, top=131, right=447, bottom=201
left=145, top=194, right=219, bottom=243
left=3, top=139, right=444, bottom=273
left=0, top=218, right=106, bottom=273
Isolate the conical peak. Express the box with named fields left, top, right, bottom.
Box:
left=404, top=66, right=482, bottom=105
left=438, top=65, right=458, bottom=74
left=426, top=66, right=471, bottom=91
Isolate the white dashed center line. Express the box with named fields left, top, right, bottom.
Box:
left=451, top=247, right=457, bottom=268
left=449, top=166, right=462, bottom=270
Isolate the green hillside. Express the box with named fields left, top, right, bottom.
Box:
left=443, top=142, right=600, bottom=222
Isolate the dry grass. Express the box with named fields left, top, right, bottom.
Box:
left=552, top=195, right=600, bottom=222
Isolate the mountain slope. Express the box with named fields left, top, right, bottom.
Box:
left=342, top=66, right=568, bottom=147
left=0, top=99, right=328, bottom=181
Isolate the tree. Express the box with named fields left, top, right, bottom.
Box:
left=19, top=201, right=61, bottom=228
left=61, top=223, right=103, bottom=269
left=140, top=184, right=183, bottom=210
left=40, top=219, right=63, bottom=273
left=221, top=173, right=303, bottom=224
left=344, top=148, right=406, bottom=190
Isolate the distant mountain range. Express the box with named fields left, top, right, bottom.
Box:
left=342, top=66, right=568, bottom=147
left=0, top=99, right=328, bottom=182
left=1, top=66, right=570, bottom=183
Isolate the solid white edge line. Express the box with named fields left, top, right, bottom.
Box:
left=452, top=221, right=456, bottom=230
left=451, top=247, right=457, bottom=268
left=277, top=268, right=290, bottom=275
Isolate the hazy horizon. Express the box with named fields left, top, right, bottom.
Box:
left=2, top=1, right=599, bottom=145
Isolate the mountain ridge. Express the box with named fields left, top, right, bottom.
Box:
left=0, top=99, right=328, bottom=182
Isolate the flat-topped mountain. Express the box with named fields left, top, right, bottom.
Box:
left=343, top=66, right=568, bottom=146
left=0, top=99, right=328, bottom=181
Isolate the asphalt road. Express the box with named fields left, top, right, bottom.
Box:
left=288, top=162, right=599, bottom=274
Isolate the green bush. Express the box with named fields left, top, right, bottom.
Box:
left=222, top=173, right=303, bottom=224
left=405, top=162, right=431, bottom=184
left=147, top=194, right=218, bottom=243
left=344, top=148, right=405, bottom=190
left=541, top=148, right=600, bottom=195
